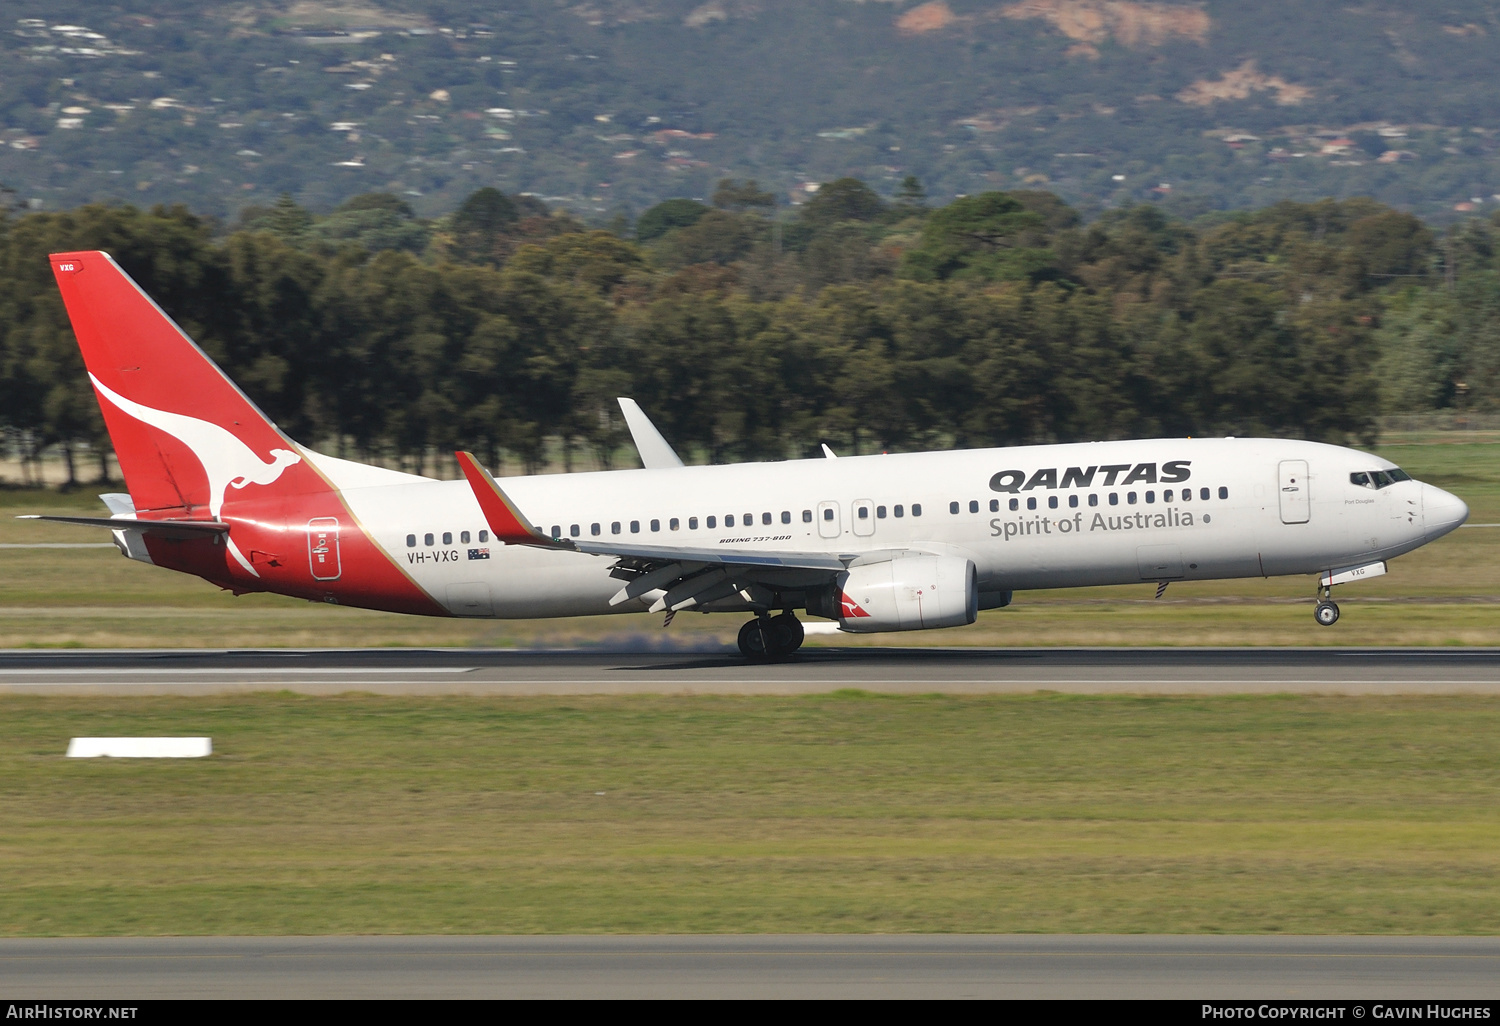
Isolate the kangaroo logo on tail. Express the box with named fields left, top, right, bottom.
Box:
left=89, top=373, right=302, bottom=577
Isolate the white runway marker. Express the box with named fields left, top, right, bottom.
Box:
left=66, top=737, right=212, bottom=758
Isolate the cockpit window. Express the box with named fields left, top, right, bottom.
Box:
left=1352, top=468, right=1411, bottom=490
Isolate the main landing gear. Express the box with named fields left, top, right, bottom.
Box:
left=1314, top=583, right=1340, bottom=627
left=738, top=612, right=805, bottom=661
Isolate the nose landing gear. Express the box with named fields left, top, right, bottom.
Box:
left=738, top=612, right=805, bottom=660
left=1314, top=583, right=1340, bottom=627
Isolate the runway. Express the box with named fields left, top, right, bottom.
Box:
left=3, top=935, right=1498, bottom=998
left=0, top=646, right=1496, bottom=694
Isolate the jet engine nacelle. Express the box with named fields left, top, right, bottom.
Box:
left=829, top=554, right=978, bottom=633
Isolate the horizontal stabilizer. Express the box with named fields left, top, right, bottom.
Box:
left=19, top=515, right=229, bottom=540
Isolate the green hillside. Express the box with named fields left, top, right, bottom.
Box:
left=3, top=1, right=1500, bottom=221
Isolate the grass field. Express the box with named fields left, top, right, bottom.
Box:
left=1, top=437, right=1496, bottom=648
left=2, top=692, right=1498, bottom=936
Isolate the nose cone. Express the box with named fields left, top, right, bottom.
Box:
left=1423, top=483, right=1469, bottom=541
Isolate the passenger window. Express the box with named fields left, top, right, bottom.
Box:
left=461, top=530, right=471, bottom=544
left=424, top=533, right=434, bottom=546
left=1162, top=490, right=1172, bottom=502
left=479, top=530, right=489, bottom=543
left=894, top=505, right=904, bottom=518
left=1027, top=497, right=1037, bottom=511
left=857, top=506, right=869, bottom=520
left=707, top=516, right=717, bottom=529
left=822, top=508, right=833, bottom=521
left=591, top=523, right=601, bottom=536
left=669, top=518, right=679, bottom=531
left=550, top=526, right=561, bottom=539
left=1180, top=489, right=1190, bottom=502
left=1089, top=494, right=1098, bottom=507
left=650, top=519, right=660, bottom=532
left=969, top=500, right=979, bottom=513
left=762, top=512, right=772, bottom=525
left=406, top=534, right=416, bottom=547
left=1009, top=498, right=1019, bottom=512
left=1145, top=491, right=1155, bottom=504
left=613, top=522, right=622, bottom=535
left=1048, top=496, right=1058, bottom=509
left=630, top=521, right=640, bottom=534
left=990, top=499, right=1000, bottom=513
left=1109, top=493, right=1119, bottom=506
left=442, top=532, right=453, bottom=545
left=912, top=504, right=922, bottom=516
left=1068, top=495, right=1078, bottom=508
left=876, top=506, right=887, bottom=519
left=689, top=518, right=698, bottom=530
left=1218, top=487, right=1229, bottom=500
left=1127, top=492, right=1137, bottom=504
left=802, top=510, right=812, bottom=523
left=570, top=525, right=580, bottom=538
left=726, top=514, right=736, bottom=527
left=744, top=512, right=753, bottom=525
left=781, top=511, right=791, bottom=524
left=949, top=501, right=960, bottom=515
left=1200, top=488, right=1210, bottom=501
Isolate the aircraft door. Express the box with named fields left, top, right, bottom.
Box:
left=307, top=517, right=341, bottom=581
left=1278, top=460, right=1310, bottom=524
left=851, top=498, right=876, bottom=537
left=817, top=501, right=841, bottom=539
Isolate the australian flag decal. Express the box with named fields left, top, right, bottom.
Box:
left=467, top=547, right=490, bottom=560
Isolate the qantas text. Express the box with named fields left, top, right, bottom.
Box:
left=989, top=461, right=1191, bottom=493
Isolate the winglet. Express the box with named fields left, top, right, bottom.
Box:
left=454, top=451, right=566, bottom=548
left=618, top=398, right=685, bottom=469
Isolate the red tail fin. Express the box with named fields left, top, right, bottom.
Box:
left=48, top=251, right=445, bottom=613
left=49, top=251, right=301, bottom=517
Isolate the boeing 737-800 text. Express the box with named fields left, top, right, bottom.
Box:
left=26, top=251, right=1470, bottom=658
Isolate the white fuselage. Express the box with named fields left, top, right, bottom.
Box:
left=309, top=437, right=1469, bottom=619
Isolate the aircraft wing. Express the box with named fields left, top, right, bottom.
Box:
left=570, top=539, right=846, bottom=570
left=455, top=451, right=848, bottom=611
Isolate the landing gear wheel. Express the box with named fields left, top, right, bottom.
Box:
left=1314, top=601, right=1340, bottom=627
left=738, top=614, right=804, bottom=661
left=738, top=618, right=771, bottom=661
left=768, top=612, right=804, bottom=656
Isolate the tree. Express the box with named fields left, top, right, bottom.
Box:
left=652, top=210, right=757, bottom=268
left=311, top=192, right=428, bottom=254
left=712, top=178, right=775, bottom=213
left=451, top=187, right=519, bottom=264
left=799, top=178, right=885, bottom=228
left=896, top=175, right=926, bottom=209
left=635, top=198, right=709, bottom=243
left=900, top=192, right=1054, bottom=282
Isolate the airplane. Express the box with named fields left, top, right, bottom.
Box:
left=26, top=250, right=1470, bottom=659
